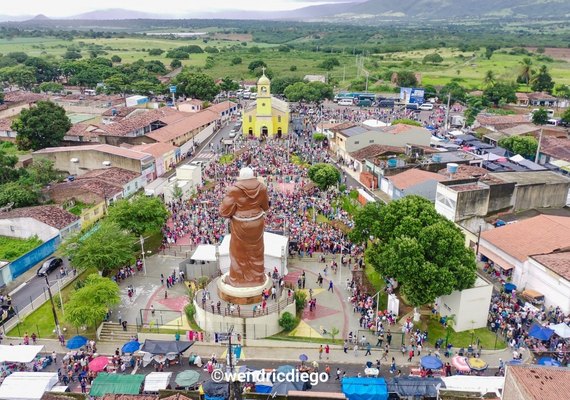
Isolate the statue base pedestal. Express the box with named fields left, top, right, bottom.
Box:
left=217, top=273, right=273, bottom=305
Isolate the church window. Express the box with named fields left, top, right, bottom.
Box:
left=262, top=103, right=266, bottom=107
left=278, top=116, right=281, bottom=122
left=248, top=116, right=252, bottom=123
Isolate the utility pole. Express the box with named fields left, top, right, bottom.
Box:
left=140, top=235, right=147, bottom=275
left=534, top=127, right=543, bottom=164
left=45, top=275, right=62, bottom=338
left=444, top=92, right=451, bottom=133
left=227, top=326, right=242, bottom=400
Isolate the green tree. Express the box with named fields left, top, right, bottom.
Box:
left=23, top=158, right=60, bottom=186
left=0, top=65, right=36, bottom=89
left=278, top=311, right=298, bottom=331
left=7, top=51, right=28, bottom=63
left=518, top=57, right=533, bottom=85
left=531, top=108, right=549, bottom=125
left=176, top=71, right=220, bottom=101
left=165, top=49, right=189, bottom=59
left=482, top=82, right=516, bottom=106
left=0, top=148, right=19, bottom=184
left=422, top=53, right=443, bottom=64
left=439, top=81, right=467, bottom=103
left=531, top=65, right=554, bottom=93
left=396, top=71, right=418, bottom=88
left=562, top=108, right=570, bottom=124
left=148, top=48, right=164, bottom=56
left=284, top=81, right=333, bottom=102
left=308, top=163, right=340, bottom=191
left=38, top=82, right=64, bottom=93
left=485, top=45, right=498, bottom=60
left=12, top=100, right=71, bottom=151
left=103, top=74, right=129, bottom=95
left=66, top=274, right=120, bottom=328
left=204, top=46, right=219, bottom=54
left=63, top=50, right=82, bottom=60
left=464, top=96, right=484, bottom=126
left=554, top=84, right=570, bottom=100
left=62, top=222, right=135, bottom=275
left=230, top=56, right=242, bottom=66
left=498, top=136, right=538, bottom=159
left=349, top=202, right=384, bottom=244
left=107, top=195, right=169, bottom=237
left=170, top=59, right=182, bottom=69
left=0, top=181, right=40, bottom=208
left=248, top=60, right=267, bottom=72
left=219, top=77, right=239, bottom=92
left=271, top=76, right=303, bottom=95
left=483, top=70, right=496, bottom=88
left=110, top=55, right=122, bottom=63
left=24, top=57, right=59, bottom=83
left=318, top=57, right=340, bottom=71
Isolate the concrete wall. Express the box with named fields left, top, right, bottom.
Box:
left=456, top=188, right=490, bottom=221
left=435, top=184, right=459, bottom=221
left=487, top=182, right=515, bottom=213
left=513, top=182, right=570, bottom=211
left=34, top=151, right=146, bottom=176
left=520, top=259, right=570, bottom=314
left=437, top=277, right=493, bottom=332
left=194, top=299, right=295, bottom=339
left=345, top=129, right=431, bottom=154
left=401, top=180, right=441, bottom=202
left=0, top=217, right=59, bottom=241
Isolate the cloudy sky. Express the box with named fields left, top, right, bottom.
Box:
left=1, top=0, right=357, bottom=16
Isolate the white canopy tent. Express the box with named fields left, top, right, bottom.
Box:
left=191, top=232, right=289, bottom=276
left=0, top=345, right=44, bottom=363
left=440, top=376, right=504, bottom=398
left=0, top=372, right=58, bottom=400
left=549, top=323, right=570, bottom=339
left=143, top=372, right=173, bottom=392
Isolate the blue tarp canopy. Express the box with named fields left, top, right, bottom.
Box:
left=537, top=357, right=561, bottom=367
left=66, top=336, right=88, bottom=350
left=386, top=377, right=444, bottom=398
left=529, top=323, right=555, bottom=341
left=420, top=355, right=443, bottom=370
left=342, top=377, right=388, bottom=400
left=504, top=283, right=516, bottom=293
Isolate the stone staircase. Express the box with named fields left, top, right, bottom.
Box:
left=98, top=322, right=138, bottom=342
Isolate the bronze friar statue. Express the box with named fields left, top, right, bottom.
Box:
left=219, top=167, right=269, bottom=287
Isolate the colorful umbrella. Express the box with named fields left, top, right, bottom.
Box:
left=121, top=341, right=140, bottom=354
left=66, top=335, right=88, bottom=350
left=175, top=370, right=201, bottom=387
left=89, top=356, right=109, bottom=372
left=467, top=357, right=488, bottom=371
left=420, top=355, right=443, bottom=370
left=451, top=356, right=470, bottom=372
left=299, top=354, right=308, bottom=362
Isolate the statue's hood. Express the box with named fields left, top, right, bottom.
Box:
left=234, top=179, right=263, bottom=199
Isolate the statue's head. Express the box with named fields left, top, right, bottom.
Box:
left=237, top=167, right=255, bottom=181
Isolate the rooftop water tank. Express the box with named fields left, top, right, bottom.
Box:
left=387, top=158, right=398, bottom=168
left=447, top=163, right=459, bottom=175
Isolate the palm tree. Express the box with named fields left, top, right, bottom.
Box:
left=519, top=57, right=533, bottom=84
left=483, top=70, right=496, bottom=88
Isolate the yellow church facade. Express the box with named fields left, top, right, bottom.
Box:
left=242, top=73, right=289, bottom=138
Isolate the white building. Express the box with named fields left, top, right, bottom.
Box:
left=163, top=165, right=202, bottom=203
left=479, top=214, right=570, bottom=313
left=436, top=276, right=493, bottom=332
left=0, top=205, right=80, bottom=241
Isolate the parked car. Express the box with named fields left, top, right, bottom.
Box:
left=378, top=99, right=395, bottom=108
left=37, top=257, right=63, bottom=277
left=419, top=103, right=434, bottom=111
left=229, top=131, right=237, bottom=138
left=338, top=98, right=355, bottom=106
left=405, top=103, right=420, bottom=111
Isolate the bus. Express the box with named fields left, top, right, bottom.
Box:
left=334, top=92, right=357, bottom=103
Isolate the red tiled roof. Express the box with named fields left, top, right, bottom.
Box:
left=3, top=91, right=47, bottom=104
left=207, top=100, right=237, bottom=114
left=389, top=168, right=446, bottom=190
left=49, top=179, right=123, bottom=199
left=349, top=144, right=404, bottom=161
left=79, top=167, right=140, bottom=185
left=0, top=118, right=14, bottom=131
left=531, top=250, right=570, bottom=280
left=481, top=215, right=570, bottom=262
left=100, top=108, right=183, bottom=137
left=145, top=110, right=218, bottom=143
left=540, top=136, right=570, bottom=163
left=476, top=114, right=530, bottom=126
left=0, top=205, right=79, bottom=229
left=383, top=124, right=430, bottom=135
left=65, top=123, right=104, bottom=138
left=34, top=144, right=153, bottom=161
left=506, top=365, right=570, bottom=400
left=101, top=395, right=158, bottom=400
left=102, top=106, right=139, bottom=117
left=131, top=142, right=177, bottom=159
left=527, top=92, right=557, bottom=101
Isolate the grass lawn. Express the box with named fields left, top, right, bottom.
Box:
left=363, top=264, right=388, bottom=310
left=66, top=201, right=93, bottom=216
left=7, top=267, right=99, bottom=339
left=420, top=317, right=506, bottom=350
left=269, top=331, right=344, bottom=346
left=0, top=236, right=43, bottom=261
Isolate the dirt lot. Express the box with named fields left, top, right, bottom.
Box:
left=212, top=33, right=253, bottom=42
left=526, top=47, right=570, bottom=61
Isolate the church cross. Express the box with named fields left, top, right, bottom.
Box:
left=261, top=66, right=266, bottom=75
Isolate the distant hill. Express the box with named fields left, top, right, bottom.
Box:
left=67, top=8, right=167, bottom=20
left=29, top=14, right=50, bottom=21
left=325, top=0, right=570, bottom=20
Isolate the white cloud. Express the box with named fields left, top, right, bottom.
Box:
left=1, top=0, right=333, bottom=16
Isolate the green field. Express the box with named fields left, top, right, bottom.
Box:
left=0, top=235, right=43, bottom=261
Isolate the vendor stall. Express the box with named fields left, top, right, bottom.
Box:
left=0, top=345, right=44, bottom=363
left=0, top=372, right=58, bottom=400
left=143, top=372, right=172, bottom=393
left=89, top=373, right=145, bottom=397
left=342, top=377, right=388, bottom=400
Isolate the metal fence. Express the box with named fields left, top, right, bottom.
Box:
left=2, top=271, right=77, bottom=336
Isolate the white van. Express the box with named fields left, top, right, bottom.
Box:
left=419, top=103, right=434, bottom=111
left=532, top=108, right=555, bottom=118
left=338, top=98, right=354, bottom=106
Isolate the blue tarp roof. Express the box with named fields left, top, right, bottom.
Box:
left=342, top=377, right=388, bottom=400
left=386, top=377, right=444, bottom=397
